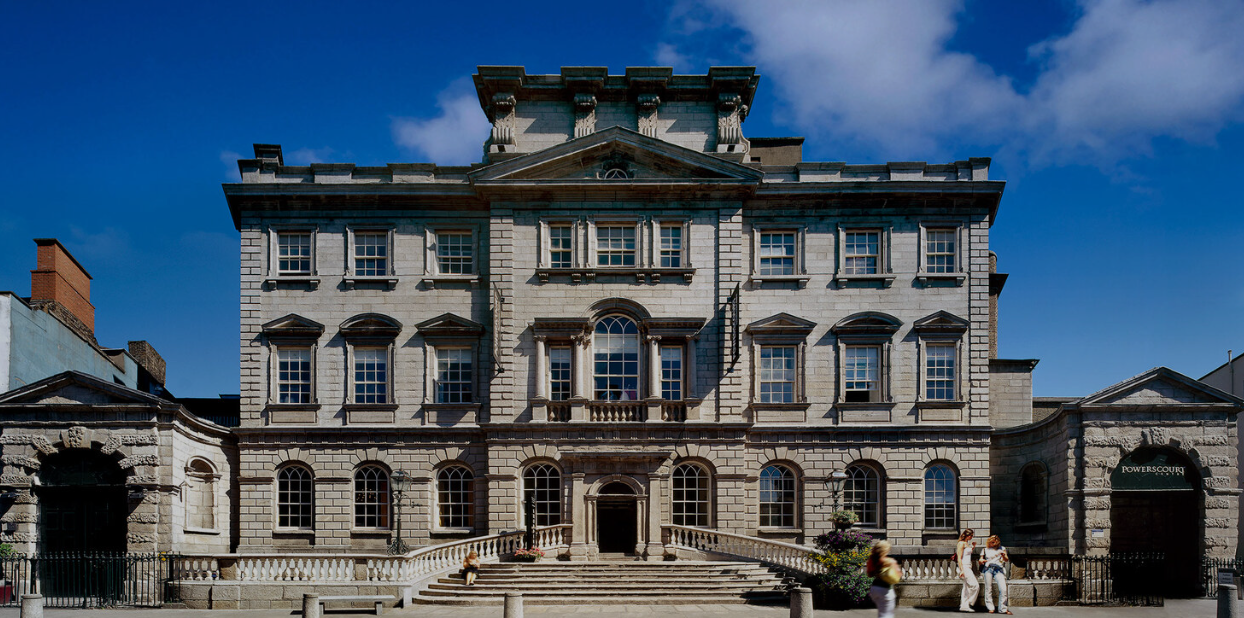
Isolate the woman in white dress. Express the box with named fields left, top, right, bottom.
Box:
left=956, top=528, right=979, bottom=612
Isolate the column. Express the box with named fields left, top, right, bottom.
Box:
left=686, top=337, right=697, bottom=399
left=648, top=336, right=661, bottom=397
left=569, top=472, right=589, bottom=561
left=534, top=336, right=547, bottom=399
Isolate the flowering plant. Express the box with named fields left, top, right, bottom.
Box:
left=829, top=509, right=859, bottom=527
left=809, top=528, right=873, bottom=609
left=513, top=547, right=545, bottom=560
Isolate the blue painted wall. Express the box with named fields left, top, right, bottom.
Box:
left=1, top=293, right=137, bottom=392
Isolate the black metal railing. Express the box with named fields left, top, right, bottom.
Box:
left=0, top=552, right=184, bottom=608
left=1072, top=552, right=1164, bottom=606
left=1202, top=557, right=1243, bottom=597
left=192, top=414, right=241, bottom=427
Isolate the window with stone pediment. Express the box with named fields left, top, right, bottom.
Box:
left=523, top=463, right=562, bottom=526
left=843, top=463, right=883, bottom=528
left=671, top=462, right=712, bottom=527
left=353, top=465, right=390, bottom=529
left=437, top=465, right=475, bottom=529
left=759, top=464, right=797, bottom=528
left=831, top=312, right=901, bottom=405
left=923, top=463, right=957, bottom=530
left=594, top=316, right=640, bottom=401
left=277, top=465, right=314, bottom=530
left=277, top=347, right=313, bottom=404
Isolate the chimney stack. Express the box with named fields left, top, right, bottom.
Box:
left=30, top=239, right=95, bottom=341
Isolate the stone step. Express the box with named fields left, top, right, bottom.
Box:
left=427, top=581, right=780, bottom=592
left=412, top=593, right=789, bottom=606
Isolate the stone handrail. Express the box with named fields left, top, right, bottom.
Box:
left=171, top=524, right=573, bottom=584
left=588, top=401, right=646, bottom=422
left=894, top=554, right=1073, bottom=582
left=662, top=524, right=825, bottom=578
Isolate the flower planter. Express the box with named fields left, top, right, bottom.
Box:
left=512, top=555, right=541, bottom=563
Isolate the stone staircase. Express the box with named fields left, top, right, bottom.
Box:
left=413, top=560, right=792, bottom=605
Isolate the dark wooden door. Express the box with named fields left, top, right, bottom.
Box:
left=1110, top=491, right=1200, bottom=597
left=596, top=500, right=637, bottom=554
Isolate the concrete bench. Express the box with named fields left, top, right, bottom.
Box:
left=315, top=594, right=394, bottom=615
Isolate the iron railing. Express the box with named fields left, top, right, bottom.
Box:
left=1073, top=552, right=1164, bottom=606
left=0, top=552, right=184, bottom=608
left=1202, top=557, right=1243, bottom=597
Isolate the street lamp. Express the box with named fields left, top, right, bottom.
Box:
left=825, top=470, right=849, bottom=512
left=388, top=470, right=411, bottom=555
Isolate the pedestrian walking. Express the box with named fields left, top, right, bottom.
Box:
left=957, top=528, right=979, bottom=612
left=979, top=535, right=1011, bottom=614
left=865, top=540, right=902, bottom=618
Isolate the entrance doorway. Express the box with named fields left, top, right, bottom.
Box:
left=36, top=450, right=127, bottom=553
left=596, top=481, right=637, bottom=554
left=1109, top=448, right=1202, bottom=597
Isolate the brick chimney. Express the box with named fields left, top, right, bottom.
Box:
left=30, top=239, right=95, bottom=342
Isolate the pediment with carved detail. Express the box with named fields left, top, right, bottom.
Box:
left=1079, top=367, right=1242, bottom=407
left=746, top=313, right=817, bottom=339
left=469, top=126, right=764, bottom=184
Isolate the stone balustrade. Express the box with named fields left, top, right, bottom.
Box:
left=663, top=524, right=825, bottom=578
left=588, top=401, right=646, bottom=422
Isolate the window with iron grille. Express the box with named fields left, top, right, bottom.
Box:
left=844, top=231, right=880, bottom=275
left=549, top=225, right=573, bottom=268
left=661, top=346, right=683, bottom=400
left=548, top=346, right=572, bottom=401
left=759, top=465, right=797, bottom=528
left=353, top=231, right=388, bottom=277
left=437, top=465, right=474, bottom=528
left=844, top=345, right=880, bottom=403
left=353, top=465, right=390, bottom=529
left=671, top=463, right=711, bottom=527
left=277, top=347, right=313, bottom=404
left=923, top=463, right=957, bottom=530
left=436, top=348, right=472, bottom=403
left=277, top=465, right=314, bottom=529
left=659, top=225, right=683, bottom=268
left=844, top=464, right=882, bottom=528
left=925, top=343, right=956, bottom=400
left=925, top=229, right=956, bottom=274
left=277, top=232, right=313, bottom=275
left=759, top=346, right=796, bottom=403
left=758, top=232, right=796, bottom=276
left=596, top=226, right=636, bottom=267
left=436, top=232, right=473, bottom=274
left=523, top=464, right=562, bottom=526
left=593, top=317, right=639, bottom=401
left=353, top=347, right=388, bottom=404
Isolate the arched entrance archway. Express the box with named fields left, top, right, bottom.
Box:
left=585, top=475, right=648, bottom=557
left=36, top=450, right=128, bottom=552
left=1109, top=448, right=1202, bottom=597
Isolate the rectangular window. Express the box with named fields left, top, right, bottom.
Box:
left=548, top=347, right=572, bottom=401
left=844, top=346, right=879, bottom=403
left=659, top=225, right=683, bottom=268
left=758, top=346, right=796, bottom=403
left=436, top=232, right=473, bottom=274
left=925, top=229, right=957, bottom=274
left=276, top=348, right=312, bottom=404
left=277, top=232, right=313, bottom=275
left=353, top=347, right=388, bottom=404
left=354, top=231, right=388, bottom=277
left=661, top=346, right=683, bottom=400
left=925, top=343, right=956, bottom=400
left=844, top=231, right=880, bottom=275
left=549, top=225, right=573, bottom=269
left=596, top=225, right=636, bottom=267
left=436, top=348, right=472, bottom=403
left=758, top=232, right=796, bottom=276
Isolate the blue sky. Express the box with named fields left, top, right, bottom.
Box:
left=1, top=0, right=1241, bottom=397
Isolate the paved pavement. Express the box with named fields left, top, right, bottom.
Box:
left=0, top=599, right=1220, bottom=618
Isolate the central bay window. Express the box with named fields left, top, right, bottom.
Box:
left=437, top=465, right=475, bottom=529
left=594, top=316, right=639, bottom=400
left=596, top=225, right=637, bottom=267
left=671, top=462, right=711, bottom=527
left=830, top=312, right=901, bottom=409
left=277, top=465, right=314, bottom=530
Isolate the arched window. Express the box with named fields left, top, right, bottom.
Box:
left=1018, top=462, right=1048, bottom=525
left=759, top=465, right=797, bottom=528
left=671, top=463, right=711, bottom=527
left=437, top=465, right=474, bottom=529
left=523, top=463, right=562, bottom=526
left=186, top=459, right=217, bottom=530
left=923, top=463, right=957, bottom=530
left=844, top=463, right=882, bottom=528
left=593, top=316, right=640, bottom=401
left=277, top=465, right=314, bottom=529
left=354, top=465, right=390, bottom=529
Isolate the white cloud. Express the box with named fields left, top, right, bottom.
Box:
left=392, top=78, right=491, bottom=165
left=672, top=0, right=1244, bottom=165
left=286, top=147, right=336, bottom=166
left=219, top=150, right=241, bottom=182
left=654, top=43, right=693, bottom=73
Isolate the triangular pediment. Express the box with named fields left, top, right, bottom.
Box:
left=262, top=314, right=325, bottom=339
left=913, top=311, right=969, bottom=334
left=469, top=126, right=765, bottom=184
left=0, top=371, right=166, bottom=407
left=416, top=313, right=485, bottom=337
left=1080, top=367, right=1243, bottom=407
left=747, top=313, right=817, bottom=334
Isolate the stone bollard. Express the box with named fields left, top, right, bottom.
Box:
left=504, top=592, right=523, bottom=618
left=303, top=593, right=321, bottom=618
left=1220, top=583, right=1239, bottom=618
left=20, top=594, right=43, bottom=618
left=790, top=586, right=813, bottom=618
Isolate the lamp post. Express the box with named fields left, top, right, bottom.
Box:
left=388, top=470, right=411, bottom=555
left=826, top=470, right=849, bottom=512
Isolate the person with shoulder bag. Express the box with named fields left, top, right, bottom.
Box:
left=979, top=535, right=1011, bottom=614
left=866, top=540, right=902, bottom=618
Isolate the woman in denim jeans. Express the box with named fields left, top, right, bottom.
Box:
left=979, top=535, right=1011, bottom=614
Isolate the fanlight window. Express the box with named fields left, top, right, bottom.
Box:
left=523, top=464, right=562, bottom=526
left=758, top=465, right=796, bottom=528
left=843, top=464, right=882, bottom=528
left=353, top=465, right=390, bottom=529
left=593, top=316, right=640, bottom=401
left=671, top=463, right=711, bottom=527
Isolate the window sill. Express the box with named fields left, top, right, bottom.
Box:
left=749, top=274, right=810, bottom=288
left=833, top=273, right=895, bottom=287
left=431, top=528, right=475, bottom=536
left=536, top=267, right=695, bottom=284
left=916, top=400, right=966, bottom=408
left=185, top=527, right=221, bottom=536
left=264, top=276, right=321, bottom=290
left=350, top=528, right=393, bottom=536
left=344, top=276, right=398, bottom=290
left=917, top=273, right=966, bottom=285
left=273, top=529, right=315, bottom=536
left=421, top=274, right=481, bottom=289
